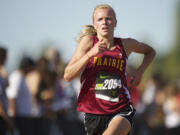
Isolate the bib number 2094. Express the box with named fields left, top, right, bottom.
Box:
left=100, top=79, right=121, bottom=90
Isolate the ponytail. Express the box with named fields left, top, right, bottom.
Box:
left=76, top=25, right=96, bottom=43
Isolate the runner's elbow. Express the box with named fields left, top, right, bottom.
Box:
left=64, top=73, right=72, bottom=82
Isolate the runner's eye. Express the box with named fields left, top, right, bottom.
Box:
left=106, top=17, right=112, bottom=21
left=97, top=18, right=103, bottom=21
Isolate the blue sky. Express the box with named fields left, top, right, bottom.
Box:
left=0, top=0, right=178, bottom=72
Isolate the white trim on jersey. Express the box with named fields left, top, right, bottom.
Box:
left=95, top=94, right=119, bottom=102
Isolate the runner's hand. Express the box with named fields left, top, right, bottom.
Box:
left=88, top=39, right=107, bottom=57
left=130, top=70, right=143, bottom=86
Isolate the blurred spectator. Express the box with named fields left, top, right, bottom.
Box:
left=43, top=47, right=85, bottom=135
left=6, top=56, right=36, bottom=135
left=0, top=47, right=13, bottom=135
left=163, top=83, right=180, bottom=134
left=43, top=47, right=75, bottom=116
left=141, top=73, right=164, bottom=106
left=7, top=56, right=35, bottom=117
left=43, top=47, right=64, bottom=75
left=34, top=57, right=57, bottom=119
left=29, top=56, right=61, bottom=135
left=133, top=72, right=166, bottom=135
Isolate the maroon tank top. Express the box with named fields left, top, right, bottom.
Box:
left=77, top=36, right=132, bottom=114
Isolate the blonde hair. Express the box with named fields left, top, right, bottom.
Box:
left=76, top=25, right=96, bottom=43
left=76, top=4, right=116, bottom=43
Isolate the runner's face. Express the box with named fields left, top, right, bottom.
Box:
left=93, top=8, right=116, bottom=37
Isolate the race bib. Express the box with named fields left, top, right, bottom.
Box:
left=95, top=72, right=122, bottom=102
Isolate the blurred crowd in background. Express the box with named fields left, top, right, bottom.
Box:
left=0, top=44, right=180, bottom=135
left=0, top=46, right=85, bottom=135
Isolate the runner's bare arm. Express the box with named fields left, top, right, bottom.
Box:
left=64, top=35, right=93, bottom=82
left=122, top=38, right=156, bottom=85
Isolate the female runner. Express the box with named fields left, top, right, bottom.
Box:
left=64, top=4, right=156, bottom=135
